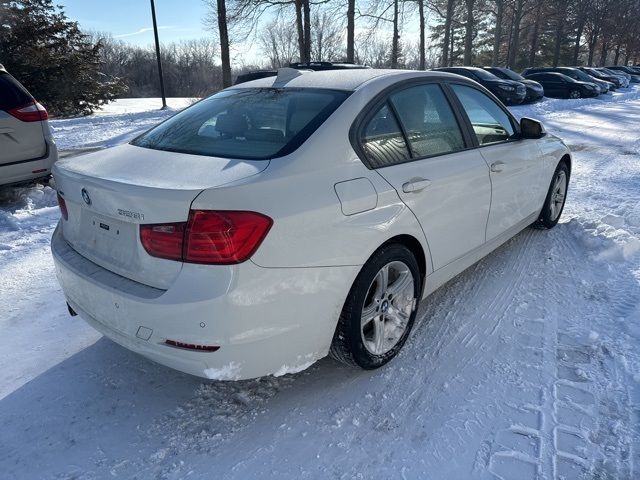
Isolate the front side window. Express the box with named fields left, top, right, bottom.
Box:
left=131, top=88, right=349, bottom=160
left=451, top=84, right=515, bottom=145
left=361, top=104, right=410, bottom=168
left=389, top=84, right=465, bottom=158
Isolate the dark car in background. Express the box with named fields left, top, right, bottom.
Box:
left=482, top=66, right=544, bottom=102
left=521, top=67, right=609, bottom=94
left=433, top=66, right=526, bottom=105
left=605, top=66, right=640, bottom=83
left=578, top=67, right=621, bottom=89
left=235, top=62, right=370, bottom=85
left=522, top=72, right=599, bottom=99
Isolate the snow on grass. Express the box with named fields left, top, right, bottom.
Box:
left=1, top=90, right=640, bottom=479
left=49, top=97, right=195, bottom=151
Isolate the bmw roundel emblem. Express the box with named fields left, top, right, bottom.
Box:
left=81, top=188, right=92, bottom=206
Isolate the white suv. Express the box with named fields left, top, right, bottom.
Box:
left=0, top=64, right=57, bottom=187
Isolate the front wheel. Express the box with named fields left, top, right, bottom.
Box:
left=569, top=89, right=581, bottom=99
left=533, top=161, right=569, bottom=229
left=330, top=244, right=421, bottom=369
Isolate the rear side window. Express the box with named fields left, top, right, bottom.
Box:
left=0, top=73, right=33, bottom=111
left=390, top=84, right=465, bottom=158
left=451, top=84, right=515, bottom=145
left=131, top=88, right=349, bottom=160
left=361, top=104, right=411, bottom=168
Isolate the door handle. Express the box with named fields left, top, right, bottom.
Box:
left=0, top=127, right=14, bottom=134
left=490, top=161, right=505, bottom=173
left=402, top=178, right=432, bottom=193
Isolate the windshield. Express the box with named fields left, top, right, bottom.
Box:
left=472, top=69, right=500, bottom=81
left=131, top=88, right=350, bottom=160
left=570, top=69, right=595, bottom=82
left=496, top=68, right=524, bottom=81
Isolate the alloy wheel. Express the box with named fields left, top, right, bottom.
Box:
left=360, top=261, right=416, bottom=356
left=549, top=170, right=567, bottom=221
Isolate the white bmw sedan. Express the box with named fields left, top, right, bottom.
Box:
left=52, top=69, right=570, bottom=380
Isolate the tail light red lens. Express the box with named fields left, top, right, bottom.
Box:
left=8, top=100, right=48, bottom=122
left=140, top=222, right=185, bottom=262
left=140, top=210, right=272, bottom=265
left=56, top=193, right=68, bottom=220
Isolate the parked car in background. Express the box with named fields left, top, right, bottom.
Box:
left=51, top=68, right=571, bottom=380
left=521, top=67, right=608, bottom=94
left=0, top=64, right=57, bottom=187
left=522, top=72, right=599, bottom=99
left=597, top=68, right=630, bottom=87
left=481, top=66, right=544, bottom=102
left=578, top=67, right=621, bottom=89
left=433, top=66, right=526, bottom=104
left=605, top=66, right=640, bottom=83
left=235, top=62, right=369, bottom=85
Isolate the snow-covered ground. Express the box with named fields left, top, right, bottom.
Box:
left=1, top=90, right=640, bottom=479
left=50, top=97, right=194, bottom=151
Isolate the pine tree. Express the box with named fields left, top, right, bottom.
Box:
left=0, top=0, right=127, bottom=116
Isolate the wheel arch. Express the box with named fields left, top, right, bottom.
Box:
left=378, top=234, right=428, bottom=285
left=560, top=153, right=572, bottom=176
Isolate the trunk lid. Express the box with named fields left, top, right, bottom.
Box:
left=53, top=144, right=269, bottom=289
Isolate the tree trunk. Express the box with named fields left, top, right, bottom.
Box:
left=441, top=0, right=454, bottom=67
left=552, top=1, right=567, bottom=67
left=346, top=0, right=355, bottom=62
left=491, top=0, right=504, bottom=66
left=613, top=44, right=621, bottom=65
left=572, top=16, right=585, bottom=65
left=418, top=0, right=425, bottom=69
left=216, top=0, right=231, bottom=87
left=295, top=0, right=305, bottom=62
left=303, top=0, right=311, bottom=62
left=528, top=2, right=543, bottom=67
left=463, top=0, right=475, bottom=66
left=600, top=40, right=608, bottom=66
left=507, top=0, right=523, bottom=68
left=391, top=0, right=399, bottom=68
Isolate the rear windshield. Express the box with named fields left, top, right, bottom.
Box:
left=0, top=72, right=33, bottom=111
left=131, top=88, right=350, bottom=159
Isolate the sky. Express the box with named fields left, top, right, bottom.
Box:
left=57, top=0, right=211, bottom=47
left=56, top=0, right=423, bottom=65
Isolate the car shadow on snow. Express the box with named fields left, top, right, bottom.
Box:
left=1, top=221, right=639, bottom=479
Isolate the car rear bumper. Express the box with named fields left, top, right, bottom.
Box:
left=0, top=139, right=57, bottom=187
left=51, top=223, right=359, bottom=380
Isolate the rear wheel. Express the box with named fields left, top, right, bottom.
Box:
left=569, top=89, right=581, bottom=99
left=330, top=244, right=421, bottom=369
left=533, top=161, right=569, bottom=229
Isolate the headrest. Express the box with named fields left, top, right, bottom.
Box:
left=215, top=112, right=248, bottom=136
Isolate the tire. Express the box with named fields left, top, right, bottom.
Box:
left=532, top=161, right=569, bottom=230
left=569, top=89, right=581, bottom=99
left=329, top=244, right=422, bottom=369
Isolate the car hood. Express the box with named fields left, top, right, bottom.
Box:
left=521, top=79, right=543, bottom=89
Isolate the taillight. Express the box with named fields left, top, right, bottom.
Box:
left=140, top=210, right=272, bottom=265
left=8, top=100, right=48, bottom=122
left=140, top=222, right=185, bottom=262
left=57, top=193, right=68, bottom=220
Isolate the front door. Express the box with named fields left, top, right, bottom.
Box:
left=449, top=84, right=543, bottom=241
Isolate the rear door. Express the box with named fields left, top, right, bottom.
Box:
left=537, top=74, right=565, bottom=97
left=0, top=72, right=47, bottom=165
left=359, top=82, right=492, bottom=271
left=449, top=83, right=543, bottom=240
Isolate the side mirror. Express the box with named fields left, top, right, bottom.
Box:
left=520, top=117, right=546, bottom=139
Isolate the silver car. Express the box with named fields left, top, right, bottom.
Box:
left=0, top=64, right=57, bottom=187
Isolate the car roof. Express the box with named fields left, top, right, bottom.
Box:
left=227, top=68, right=468, bottom=91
